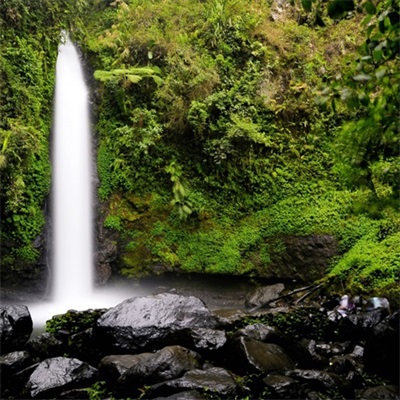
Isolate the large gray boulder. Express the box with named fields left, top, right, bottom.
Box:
left=116, top=345, right=202, bottom=398
left=94, top=293, right=218, bottom=353
left=0, top=305, right=32, bottom=354
left=25, top=357, right=99, bottom=398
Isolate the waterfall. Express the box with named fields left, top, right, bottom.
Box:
left=52, top=33, right=93, bottom=304
left=27, top=34, right=133, bottom=328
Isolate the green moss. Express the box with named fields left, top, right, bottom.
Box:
left=45, top=309, right=107, bottom=335
left=329, top=231, right=400, bottom=299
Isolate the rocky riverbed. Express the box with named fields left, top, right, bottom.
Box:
left=1, top=289, right=399, bottom=399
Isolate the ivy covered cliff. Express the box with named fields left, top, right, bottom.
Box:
left=1, top=0, right=399, bottom=302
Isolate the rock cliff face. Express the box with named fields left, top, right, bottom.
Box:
left=94, top=202, right=116, bottom=285
left=94, top=232, right=339, bottom=285
left=267, top=234, right=339, bottom=282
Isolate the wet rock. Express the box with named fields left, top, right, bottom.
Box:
left=360, top=385, right=400, bottom=399
left=68, top=328, right=101, bottom=366
left=0, top=349, right=33, bottom=397
left=0, top=305, right=32, bottom=354
left=245, top=283, right=285, bottom=308
left=236, top=322, right=281, bottom=342
left=314, top=341, right=352, bottom=357
left=231, top=337, right=295, bottom=375
left=301, top=340, right=328, bottom=369
left=263, top=374, right=303, bottom=399
left=186, top=328, right=227, bottom=356
left=366, top=297, right=391, bottom=312
left=59, top=388, right=91, bottom=399
left=326, top=355, right=357, bottom=375
left=26, top=357, right=99, bottom=398
left=26, top=332, right=64, bottom=360
left=349, top=344, right=364, bottom=360
left=236, top=324, right=315, bottom=368
left=0, top=350, right=32, bottom=376
left=286, top=369, right=343, bottom=393
left=153, top=390, right=206, bottom=399
left=116, top=346, right=202, bottom=398
left=213, top=309, right=247, bottom=329
left=94, top=293, right=218, bottom=353
left=2, top=362, right=39, bottom=399
left=337, top=308, right=389, bottom=341
left=305, top=391, right=327, bottom=400
left=364, top=311, right=399, bottom=383
left=344, top=371, right=365, bottom=392
left=147, top=367, right=239, bottom=398
left=99, top=353, right=153, bottom=385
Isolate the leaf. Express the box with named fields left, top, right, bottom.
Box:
left=361, top=14, right=373, bottom=26
left=379, top=19, right=387, bottom=34
left=301, top=0, right=313, bottom=12
left=364, top=1, right=376, bottom=15
left=375, top=68, right=387, bottom=80
left=126, top=75, right=142, bottom=83
left=373, top=49, right=383, bottom=62
left=182, top=204, right=192, bottom=215
left=353, top=74, right=372, bottom=82
left=151, top=75, right=164, bottom=86
left=388, top=11, right=400, bottom=26
left=358, top=92, right=369, bottom=106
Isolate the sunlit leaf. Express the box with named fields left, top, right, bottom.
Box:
left=353, top=74, right=372, bottom=81
left=126, top=75, right=142, bottom=83
left=375, top=68, right=387, bottom=79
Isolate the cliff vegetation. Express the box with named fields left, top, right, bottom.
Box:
left=1, top=0, right=399, bottom=302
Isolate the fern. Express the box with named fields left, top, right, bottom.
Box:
left=94, top=66, right=163, bottom=85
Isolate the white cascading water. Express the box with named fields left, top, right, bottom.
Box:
left=28, top=33, right=133, bottom=328
left=52, top=33, right=93, bottom=303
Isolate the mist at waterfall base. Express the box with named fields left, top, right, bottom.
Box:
left=27, top=35, right=132, bottom=328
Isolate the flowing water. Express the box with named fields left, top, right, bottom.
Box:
left=28, top=33, right=131, bottom=327
left=52, top=33, right=93, bottom=303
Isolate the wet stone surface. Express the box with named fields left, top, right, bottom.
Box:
left=0, top=293, right=399, bottom=399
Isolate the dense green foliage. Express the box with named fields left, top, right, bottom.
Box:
left=1, top=0, right=399, bottom=302
left=0, top=0, right=87, bottom=278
